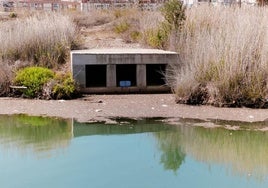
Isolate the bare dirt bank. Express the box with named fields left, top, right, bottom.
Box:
left=0, top=94, right=268, bottom=123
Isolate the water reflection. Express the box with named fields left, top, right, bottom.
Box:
left=73, top=118, right=172, bottom=136
left=0, top=115, right=72, bottom=156
left=154, top=129, right=185, bottom=173
left=154, top=124, right=268, bottom=180
left=1, top=115, right=268, bottom=182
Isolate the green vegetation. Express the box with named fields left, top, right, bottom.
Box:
left=161, top=0, right=186, bottom=31
left=0, top=114, right=72, bottom=155
left=114, top=21, right=130, bottom=34
left=52, top=73, right=77, bottom=100
left=155, top=130, right=185, bottom=173
left=13, top=67, right=78, bottom=99
left=14, top=67, right=54, bottom=98
left=144, top=23, right=170, bottom=49
left=130, top=31, right=142, bottom=42
left=142, top=0, right=186, bottom=49
left=9, top=12, right=17, bottom=18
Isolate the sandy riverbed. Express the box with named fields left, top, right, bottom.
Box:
left=0, top=94, right=267, bottom=123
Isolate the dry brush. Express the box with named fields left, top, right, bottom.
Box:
left=0, top=12, right=78, bottom=68
left=168, top=5, right=268, bottom=108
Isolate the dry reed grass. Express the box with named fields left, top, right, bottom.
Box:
left=0, top=12, right=78, bottom=68
left=72, top=10, right=114, bottom=28
left=0, top=62, right=12, bottom=96
left=168, top=5, right=268, bottom=107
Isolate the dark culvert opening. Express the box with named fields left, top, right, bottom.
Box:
left=86, top=65, right=107, bottom=87
left=116, top=64, right=137, bottom=87
left=146, top=64, right=166, bottom=86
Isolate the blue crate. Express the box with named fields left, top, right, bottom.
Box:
left=119, top=81, right=131, bottom=87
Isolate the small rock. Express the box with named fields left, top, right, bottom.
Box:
left=151, top=107, right=155, bottom=110
left=162, top=104, right=168, bottom=107
left=249, top=115, right=254, bottom=119
left=95, top=109, right=102, bottom=112
left=97, top=100, right=103, bottom=103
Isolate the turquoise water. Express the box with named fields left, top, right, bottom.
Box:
left=0, top=115, right=268, bottom=188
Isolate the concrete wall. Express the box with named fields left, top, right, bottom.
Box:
left=72, top=53, right=177, bottom=65
left=71, top=48, right=179, bottom=93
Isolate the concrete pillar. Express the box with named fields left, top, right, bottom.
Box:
left=137, top=64, right=146, bottom=87
left=73, top=65, right=86, bottom=88
left=107, top=64, right=116, bottom=87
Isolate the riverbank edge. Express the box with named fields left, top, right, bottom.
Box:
left=0, top=94, right=267, bottom=125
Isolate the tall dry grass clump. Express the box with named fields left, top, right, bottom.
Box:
left=0, top=13, right=78, bottom=68
left=0, top=62, right=12, bottom=96
left=169, top=5, right=268, bottom=107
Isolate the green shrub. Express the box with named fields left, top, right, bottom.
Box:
left=161, top=0, right=186, bottom=31
left=144, top=23, right=170, bottom=49
left=9, top=12, right=17, bottom=18
left=51, top=73, right=77, bottom=100
left=130, top=31, right=142, bottom=42
left=114, top=21, right=130, bottom=34
left=142, top=0, right=185, bottom=49
left=14, top=67, right=54, bottom=98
